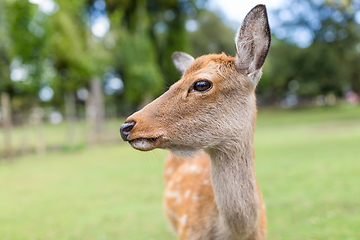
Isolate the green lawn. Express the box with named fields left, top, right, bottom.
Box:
left=0, top=106, right=360, bottom=240
left=256, top=106, right=360, bottom=239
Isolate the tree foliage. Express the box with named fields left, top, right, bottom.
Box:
left=1, top=0, right=360, bottom=116
left=260, top=0, right=360, bottom=103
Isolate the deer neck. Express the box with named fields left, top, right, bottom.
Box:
left=207, top=100, right=259, bottom=239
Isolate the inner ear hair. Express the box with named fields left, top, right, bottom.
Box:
left=235, top=4, right=271, bottom=75
left=172, top=52, right=195, bottom=75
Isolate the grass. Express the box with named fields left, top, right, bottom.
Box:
left=0, top=105, right=360, bottom=239
left=255, top=106, right=360, bottom=239
left=0, top=145, right=172, bottom=240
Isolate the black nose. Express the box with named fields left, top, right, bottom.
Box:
left=120, top=120, right=136, bottom=141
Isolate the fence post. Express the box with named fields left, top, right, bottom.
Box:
left=33, top=107, right=46, bottom=155
left=1, top=92, right=13, bottom=161
left=85, top=91, right=95, bottom=144
left=21, top=114, right=30, bottom=155
left=65, top=91, right=77, bottom=147
left=90, top=78, right=104, bottom=142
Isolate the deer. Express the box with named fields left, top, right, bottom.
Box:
left=120, top=4, right=271, bottom=240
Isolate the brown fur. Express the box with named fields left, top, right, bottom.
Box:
left=163, top=151, right=267, bottom=239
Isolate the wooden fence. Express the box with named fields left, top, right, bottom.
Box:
left=0, top=80, right=123, bottom=161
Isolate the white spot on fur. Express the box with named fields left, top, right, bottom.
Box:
left=165, top=167, right=174, bottom=176
left=192, top=194, right=199, bottom=201
left=189, top=164, right=201, bottom=173
left=184, top=189, right=191, bottom=198
left=166, top=190, right=182, bottom=204
left=166, top=190, right=180, bottom=199
left=180, top=214, right=187, bottom=226
left=203, top=180, right=209, bottom=185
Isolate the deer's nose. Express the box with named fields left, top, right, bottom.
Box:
left=120, top=120, right=136, bottom=141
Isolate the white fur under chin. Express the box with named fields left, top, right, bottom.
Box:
left=169, top=147, right=200, bottom=158
left=130, top=139, right=155, bottom=151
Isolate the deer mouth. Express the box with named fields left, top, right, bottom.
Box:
left=129, top=137, right=162, bottom=151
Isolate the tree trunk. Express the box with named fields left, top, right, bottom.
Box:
left=65, top=91, right=77, bottom=147
left=90, top=78, right=104, bottom=142
left=1, top=92, right=13, bottom=161
left=21, top=112, right=30, bottom=155
left=85, top=89, right=95, bottom=144
left=34, top=107, right=46, bottom=155
left=106, top=103, right=117, bottom=141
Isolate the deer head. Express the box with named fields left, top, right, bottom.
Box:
left=120, top=5, right=271, bottom=157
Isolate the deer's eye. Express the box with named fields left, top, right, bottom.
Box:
left=191, top=80, right=212, bottom=92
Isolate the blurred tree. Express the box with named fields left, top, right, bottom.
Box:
left=0, top=1, right=13, bottom=157
left=0, top=0, right=11, bottom=95
left=47, top=0, right=112, bottom=143
left=49, top=0, right=111, bottom=102
left=189, top=10, right=235, bottom=57
left=148, top=0, right=195, bottom=82
left=4, top=0, right=360, bottom=120
left=261, top=0, right=360, bottom=103
left=105, top=0, right=207, bottom=109
left=105, top=0, right=163, bottom=108
left=1, top=1, right=49, bottom=109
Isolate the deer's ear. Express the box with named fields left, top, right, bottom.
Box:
left=235, top=5, right=271, bottom=83
left=172, top=51, right=195, bottom=75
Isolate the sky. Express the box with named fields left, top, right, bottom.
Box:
left=207, top=0, right=285, bottom=27
left=207, top=0, right=316, bottom=48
